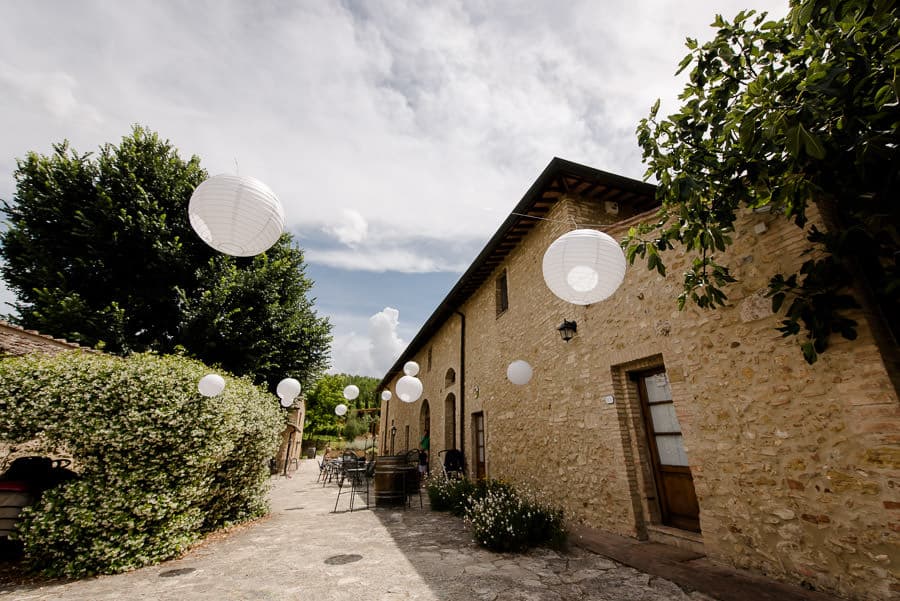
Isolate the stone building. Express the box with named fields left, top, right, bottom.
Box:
left=377, top=158, right=899, bottom=600
left=0, top=320, right=93, bottom=356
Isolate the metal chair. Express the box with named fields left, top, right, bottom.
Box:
left=315, top=455, right=327, bottom=483
left=332, top=461, right=369, bottom=512
left=404, top=450, right=423, bottom=509
left=439, top=449, right=465, bottom=480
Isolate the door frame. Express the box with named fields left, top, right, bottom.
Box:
left=634, top=367, right=700, bottom=533
left=472, top=411, right=486, bottom=480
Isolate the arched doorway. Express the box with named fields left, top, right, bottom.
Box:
left=419, top=399, right=431, bottom=473
left=419, top=399, right=431, bottom=445
left=444, top=393, right=456, bottom=450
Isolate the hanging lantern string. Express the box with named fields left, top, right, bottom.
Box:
left=509, top=211, right=613, bottom=231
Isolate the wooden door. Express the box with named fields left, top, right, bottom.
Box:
left=637, top=369, right=700, bottom=532
left=473, top=412, right=486, bottom=480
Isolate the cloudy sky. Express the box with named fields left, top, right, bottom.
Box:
left=0, top=0, right=788, bottom=377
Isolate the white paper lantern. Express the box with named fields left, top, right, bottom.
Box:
left=403, top=361, right=420, bottom=376
left=343, top=384, right=360, bottom=401
left=335, top=403, right=348, bottom=416
left=188, top=174, right=285, bottom=257
left=279, top=393, right=294, bottom=408
left=276, top=377, right=301, bottom=400
left=381, top=390, right=392, bottom=401
left=395, top=375, right=423, bottom=403
left=506, top=360, right=533, bottom=385
left=198, top=374, right=225, bottom=397
left=542, top=229, right=626, bottom=305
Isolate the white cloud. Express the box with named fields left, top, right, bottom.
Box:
left=323, top=208, right=369, bottom=246
left=329, top=329, right=374, bottom=376
left=0, top=0, right=791, bottom=373
left=0, top=0, right=790, bottom=268
left=328, top=307, right=407, bottom=376
left=368, top=307, right=405, bottom=374
left=305, top=246, right=467, bottom=273
left=0, top=61, right=103, bottom=124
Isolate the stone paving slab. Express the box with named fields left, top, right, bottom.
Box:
left=572, top=528, right=842, bottom=601
left=0, top=460, right=723, bottom=600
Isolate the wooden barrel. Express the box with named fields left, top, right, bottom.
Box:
left=374, top=455, right=411, bottom=506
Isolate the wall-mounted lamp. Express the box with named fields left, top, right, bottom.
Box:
left=557, top=319, right=577, bottom=342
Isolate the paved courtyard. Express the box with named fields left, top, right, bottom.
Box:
left=0, top=460, right=820, bottom=601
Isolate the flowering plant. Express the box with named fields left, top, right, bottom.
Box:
left=427, top=472, right=566, bottom=552
left=425, top=472, right=476, bottom=514
left=464, top=481, right=565, bottom=552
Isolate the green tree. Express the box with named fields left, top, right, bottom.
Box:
left=304, top=374, right=344, bottom=436
left=304, top=373, right=380, bottom=436
left=627, top=0, right=899, bottom=365
left=0, top=126, right=331, bottom=387
left=1, top=126, right=209, bottom=352
left=178, top=236, right=332, bottom=389
left=343, top=373, right=380, bottom=409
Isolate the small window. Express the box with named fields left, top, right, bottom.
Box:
left=428, top=346, right=433, bottom=372
left=495, top=270, right=509, bottom=316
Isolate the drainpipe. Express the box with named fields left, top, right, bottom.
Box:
left=455, top=310, right=466, bottom=473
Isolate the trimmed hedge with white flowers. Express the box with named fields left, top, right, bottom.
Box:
left=0, top=351, right=282, bottom=577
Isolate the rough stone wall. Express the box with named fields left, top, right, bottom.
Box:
left=381, top=318, right=461, bottom=466
left=380, top=195, right=899, bottom=600
left=0, top=321, right=90, bottom=356
left=274, top=402, right=305, bottom=474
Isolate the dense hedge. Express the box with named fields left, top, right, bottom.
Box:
left=0, top=351, right=283, bottom=577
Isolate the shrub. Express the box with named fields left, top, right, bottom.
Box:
left=464, top=483, right=566, bottom=553
left=426, top=473, right=477, bottom=515
left=0, top=351, right=282, bottom=577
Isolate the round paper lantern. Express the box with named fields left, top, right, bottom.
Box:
left=188, top=174, right=285, bottom=257
left=335, top=403, right=348, bottom=416
left=198, top=374, right=225, bottom=397
left=381, top=390, right=392, bottom=401
left=542, top=229, right=626, bottom=305
left=506, top=360, right=533, bottom=385
left=343, top=384, right=360, bottom=401
left=279, top=394, right=294, bottom=408
left=276, top=377, right=301, bottom=400
left=395, top=375, right=423, bottom=403
left=403, top=361, right=420, bottom=377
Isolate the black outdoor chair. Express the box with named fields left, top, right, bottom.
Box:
left=404, top=450, right=423, bottom=508
left=315, top=455, right=328, bottom=483
left=332, top=461, right=369, bottom=513
left=439, top=449, right=464, bottom=480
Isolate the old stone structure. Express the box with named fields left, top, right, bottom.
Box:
left=273, top=400, right=306, bottom=476
left=378, top=158, right=899, bottom=600
left=0, top=320, right=92, bottom=356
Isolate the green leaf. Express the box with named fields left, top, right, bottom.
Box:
left=798, top=124, right=826, bottom=159
left=874, top=84, right=896, bottom=110
left=785, top=126, right=801, bottom=157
